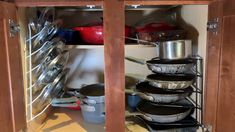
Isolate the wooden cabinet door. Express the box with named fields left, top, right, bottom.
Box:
left=216, top=0, right=235, bottom=131
left=0, top=1, right=26, bottom=132
left=205, top=0, right=235, bottom=132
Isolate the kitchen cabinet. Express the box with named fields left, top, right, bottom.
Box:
left=0, top=0, right=234, bottom=132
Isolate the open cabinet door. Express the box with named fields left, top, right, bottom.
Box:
left=216, top=0, right=235, bottom=131
left=205, top=0, right=235, bottom=132
left=0, top=1, right=26, bottom=132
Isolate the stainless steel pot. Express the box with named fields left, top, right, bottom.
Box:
left=159, top=40, right=192, bottom=60
left=126, top=38, right=192, bottom=60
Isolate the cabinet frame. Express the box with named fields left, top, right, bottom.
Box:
left=0, top=0, right=229, bottom=132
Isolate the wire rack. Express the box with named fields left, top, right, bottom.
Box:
left=25, top=24, right=51, bottom=122
left=129, top=56, right=205, bottom=131
left=25, top=8, right=58, bottom=122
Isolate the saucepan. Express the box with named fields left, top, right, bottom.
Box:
left=126, top=38, right=192, bottom=60
left=62, top=84, right=106, bottom=123
left=126, top=81, right=193, bottom=103
left=126, top=73, right=195, bottom=90
left=125, top=56, right=194, bottom=74
left=126, top=101, right=192, bottom=123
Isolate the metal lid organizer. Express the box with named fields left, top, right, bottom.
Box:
left=25, top=8, right=69, bottom=122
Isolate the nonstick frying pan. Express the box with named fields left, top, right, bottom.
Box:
left=125, top=56, right=194, bottom=74
left=126, top=101, right=192, bottom=123
left=126, top=81, right=193, bottom=103
left=126, top=73, right=195, bottom=90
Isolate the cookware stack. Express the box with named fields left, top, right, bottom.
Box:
left=59, top=84, right=105, bottom=124
left=25, top=8, right=70, bottom=122
left=126, top=40, right=204, bottom=131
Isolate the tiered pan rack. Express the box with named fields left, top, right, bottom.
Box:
left=144, top=56, right=205, bottom=131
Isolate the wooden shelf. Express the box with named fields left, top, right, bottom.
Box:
left=40, top=108, right=105, bottom=132
left=65, top=44, right=155, bottom=49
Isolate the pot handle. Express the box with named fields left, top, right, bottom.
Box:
left=52, top=97, right=78, bottom=103
left=125, top=37, right=158, bottom=46
left=52, top=102, right=78, bottom=107
left=125, top=56, right=146, bottom=65
left=125, top=89, right=154, bottom=102
left=82, top=98, right=97, bottom=105
left=136, top=93, right=154, bottom=102
left=80, top=104, right=96, bottom=112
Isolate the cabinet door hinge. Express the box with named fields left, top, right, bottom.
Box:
left=207, top=18, right=219, bottom=34
left=9, top=19, right=20, bottom=38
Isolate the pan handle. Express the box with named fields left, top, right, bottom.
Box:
left=125, top=111, right=153, bottom=121
left=125, top=73, right=146, bottom=81
left=136, top=93, right=154, bottom=102
left=52, top=102, right=78, bottom=107
left=125, top=56, right=146, bottom=65
left=125, top=37, right=157, bottom=46
left=51, top=97, right=78, bottom=107
left=125, top=89, right=154, bottom=102
left=52, top=97, right=78, bottom=103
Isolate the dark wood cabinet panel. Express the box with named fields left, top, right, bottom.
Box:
left=223, top=0, right=235, bottom=16
left=205, top=0, right=235, bottom=132
left=15, top=0, right=103, bottom=7
left=125, top=0, right=211, bottom=5
left=204, top=1, right=223, bottom=132
left=103, top=0, right=125, bottom=132
left=216, top=16, right=235, bottom=132
left=0, top=1, right=26, bottom=132
left=1, top=0, right=234, bottom=132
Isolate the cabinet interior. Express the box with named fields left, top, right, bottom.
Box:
left=18, top=5, right=208, bottom=131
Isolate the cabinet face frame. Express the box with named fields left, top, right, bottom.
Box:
left=0, top=1, right=26, bottom=132
left=0, top=0, right=225, bottom=132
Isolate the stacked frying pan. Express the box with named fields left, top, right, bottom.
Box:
left=126, top=39, right=199, bottom=131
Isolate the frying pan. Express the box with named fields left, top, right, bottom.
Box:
left=126, top=81, right=193, bottom=103
left=126, top=101, right=192, bottom=123
left=126, top=73, right=195, bottom=90
left=125, top=56, right=194, bottom=74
